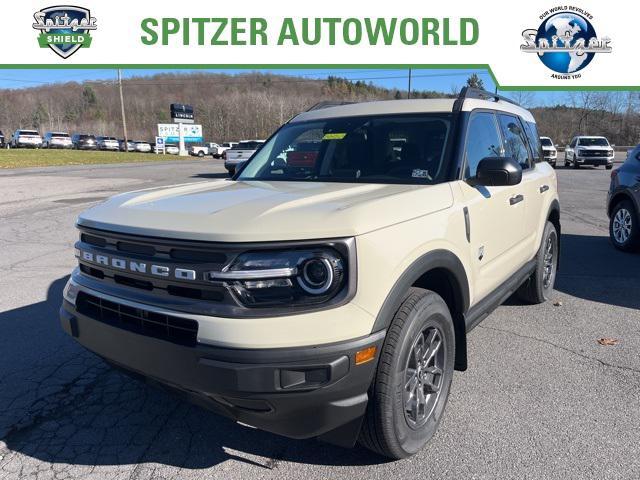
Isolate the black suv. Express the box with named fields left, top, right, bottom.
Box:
left=608, top=146, right=640, bottom=251
left=72, top=134, right=97, bottom=150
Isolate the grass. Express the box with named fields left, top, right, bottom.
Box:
left=0, top=148, right=198, bottom=169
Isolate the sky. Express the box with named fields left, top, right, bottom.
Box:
left=0, top=68, right=569, bottom=107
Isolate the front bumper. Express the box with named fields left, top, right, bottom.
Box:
left=60, top=288, right=384, bottom=444
left=574, top=155, right=614, bottom=165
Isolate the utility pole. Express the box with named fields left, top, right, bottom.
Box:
left=117, top=69, right=129, bottom=152
left=407, top=68, right=412, bottom=99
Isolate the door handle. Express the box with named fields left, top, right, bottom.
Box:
left=509, top=194, right=524, bottom=205
left=539, top=185, right=549, bottom=193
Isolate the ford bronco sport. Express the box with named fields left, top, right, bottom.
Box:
left=61, top=88, right=560, bottom=459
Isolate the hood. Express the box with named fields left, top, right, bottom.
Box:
left=78, top=180, right=454, bottom=242
left=577, top=145, right=611, bottom=150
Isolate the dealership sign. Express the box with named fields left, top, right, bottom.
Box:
left=157, top=124, right=203, bottom=143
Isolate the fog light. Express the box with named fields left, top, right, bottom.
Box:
left=355, top=346, right=377, bottom=365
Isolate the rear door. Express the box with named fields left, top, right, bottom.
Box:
left=457, top=111, right=527, bottom=300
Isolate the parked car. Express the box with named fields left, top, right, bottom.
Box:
left=608, top=146, right=640, bottom=251
left=96, top=136, right=120, bottom=151
left=134, top=141, right=152, bottom=153
left=224, top=140, right=265, bottom=175
left=43, top=132, right=72, bottom=149
left=189, top=145, right=209, bottom=157
left=118, top=139, right=135, bottom=152
left=211, top=142, right=237, bottom=158
left=0, top=130, right=5, bottom=148
left=10, top=129, right=42, bottom=148
left=62, top=88, right=560, bottom=459
left=72, top=134, right=97, bottom=150
left=540, top=136, right=557, bottom=167
left=564, top=136, right=614, bottom=169
left=165, top=143, right=179, bottom=155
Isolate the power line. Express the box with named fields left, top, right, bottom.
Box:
left=88, top=70, right=489, bottom=88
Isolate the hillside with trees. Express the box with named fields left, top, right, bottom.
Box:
left=0, top=72, right=638, bottom=147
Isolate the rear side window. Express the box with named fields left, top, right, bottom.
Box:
left=463, top=112, right=502, bottom=179
left=497, top=114, right=531, bottom=170
left=523, top=121, right=542, bottom=163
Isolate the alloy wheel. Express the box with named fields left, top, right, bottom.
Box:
left=403, top=326, right=446, bottom=429
left=613, top=208, right=633, bottom=244
left=543, top=232, right=556, bottom=289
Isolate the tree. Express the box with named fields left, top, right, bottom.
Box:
left=82, top=85, right=98, bottom=108
left=466, top=73, right=485, bottom=90
left=31, top=103, right=49, bottom=129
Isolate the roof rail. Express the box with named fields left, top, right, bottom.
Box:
left=456, top=87, right=520, bottom=107
left=306, top=101, right=356, bottom=112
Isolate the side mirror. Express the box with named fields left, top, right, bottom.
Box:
left=475, top=157, right=522, bottom=186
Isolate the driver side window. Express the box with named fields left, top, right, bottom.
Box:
left=464, top=112, right=502, bottom=179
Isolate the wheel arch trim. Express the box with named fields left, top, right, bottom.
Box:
left=370, top=249, right=470, bottom=370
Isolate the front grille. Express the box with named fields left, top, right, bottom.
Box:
left=580, top=150, right=610, bottom=157
left=76, top=291, right=198, bottom=346
left=76, top=227, right=231, bottom=303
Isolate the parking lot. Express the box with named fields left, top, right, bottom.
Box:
left=0, top=158, right=638, bottom=479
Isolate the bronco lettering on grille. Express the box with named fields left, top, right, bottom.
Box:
left=80, top=250, right=197, bottom=281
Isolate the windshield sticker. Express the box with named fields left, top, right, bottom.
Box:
left=322, top=132, right=347, bottom=140
left=412, top=169, right=430, bottom=178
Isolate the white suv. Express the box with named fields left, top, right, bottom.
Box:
left=61, top=88, right=560, bottom=459
left=10, top=129, right=42, bottom=148
left=564, top=135, right=614, bottom=169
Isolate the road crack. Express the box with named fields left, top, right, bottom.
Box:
left=478, top=324, right=640, bottom=376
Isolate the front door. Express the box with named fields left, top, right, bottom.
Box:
left=457, top=111, right=528, bottom=301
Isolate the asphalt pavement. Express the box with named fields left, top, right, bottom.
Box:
left=0, top=157, right=638, bottom=480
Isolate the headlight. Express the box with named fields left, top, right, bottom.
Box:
left=207, top=247, right=347, bottom=307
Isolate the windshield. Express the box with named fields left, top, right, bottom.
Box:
left=578, top=138, right=609, bottom=147
left=238, top=114, right=451, bottom=184
left=52, top=133, right=69, bottom=138
left=540, top=138, right=553, bottom=147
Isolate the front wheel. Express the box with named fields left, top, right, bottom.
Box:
left=359, top=288, right=455, bottom=459
left=606, top=165, right=613, bottom=170
left=609, top=200, right=640, bottom=252
left=517, top=221, right=559, bottom=303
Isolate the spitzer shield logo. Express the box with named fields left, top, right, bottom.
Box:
left=33, top=6, right=97, bottom=59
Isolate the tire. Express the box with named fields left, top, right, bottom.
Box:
left=198, top=151, right=204, bottom=157
left=606, top=165, right=613, bottom=170
left=573, top=160, right=580, bottom=169
left=564, top=154, right=569, bottom=167
left=609, top=200, right=640, bottom=252
left=359, top=288, right=455, bottom=459
left=517, top=221, right=559, bottom=304
left=227, top=169, right=235, bottom=177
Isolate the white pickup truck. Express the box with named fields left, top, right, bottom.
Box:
left=189, top=145, right=209, bottom=157
left=223, top=140, right=265, bottom=175
left=211, top=142, right=237, bottom=158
